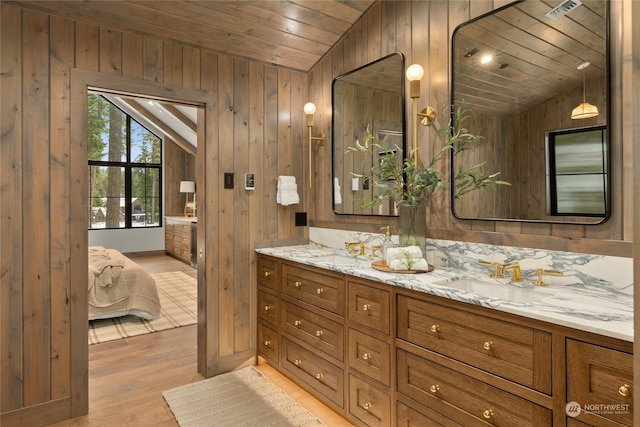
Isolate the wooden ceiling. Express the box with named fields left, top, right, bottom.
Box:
left=9, top=0, right=376, bottom=71
left=453, top=0, right=606, bottom=116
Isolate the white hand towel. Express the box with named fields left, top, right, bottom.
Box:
left=277, top=175, right=299, bottom=206
left=385, top=246, right=423, bottom=264
left=334, top=178, right=342, bottom=205
left=389, top=258, right=429, bottom=271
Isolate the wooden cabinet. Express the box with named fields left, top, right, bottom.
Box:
left=164, top=216, right=195, bottom=265
left=255, top=254, right=633, bottom=427
left=566, top=339, right=632, bottom=426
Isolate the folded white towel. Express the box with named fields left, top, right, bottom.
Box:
left=389, top=258, right=429, bottom=271
left=277, top=175, right=299, bottom=206
left=385, top=246, right=423, bottom=264
left=334, top=178, right=342, bottom=205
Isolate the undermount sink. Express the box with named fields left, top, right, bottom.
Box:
left=435, top=278, right=551, bottom=304
left=311, top=254, right=365, bottom=265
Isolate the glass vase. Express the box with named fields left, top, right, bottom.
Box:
left=398, top=202, right=427, bottom=258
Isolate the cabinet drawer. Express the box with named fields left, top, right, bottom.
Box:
left=258, top=322, right=279, bottom=364
left=397, top=295, right=551, bottom=393
left=397, top=348, right=552, bottom=427
left=349, top=374, right=390, bottom=427
left=258, top=289, right=279, bottom=327
left=566, top=339, right=632, bottom=426
left=282, top=301, right=343, bottom=361
left=348, top=281, right=390, bottom=334
left=257, top=257, right=279, bottom=291
left=283, top=264, right=344, bottom=315
left=397, top=401, right=463, bottom=427
left=282, top=338, right=344, bottom=407
left=348, top=328, right=390, bottom=386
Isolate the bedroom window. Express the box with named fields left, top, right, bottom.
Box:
left=88, top=94, right=162, bottom=229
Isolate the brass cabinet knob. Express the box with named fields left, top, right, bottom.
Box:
left=315, top=373, right=324, bottom=380
left=294, top=281, right=302, bottom=288
left=362, top=352, right=372, bottom=360
left=294, top=359, right=302, bottom=366
left=294, top=320, right=302, bottom=326
left=263, top=305, right=272, bottom=312
left=362, top=304, right=371, bottom=311
left=483, top=341, right=494, bottom=350
left=619, top=384, right=632, bottom=397
left=363, top=402, right=372, bottom=410
left=315, top=330, right=323, bottom=337
left=429, top=384, right=440, bottom=393
left=430, top=324, right=440, bottom=333
left=483, top=409, right=494, bottom=419
left=264, top=271, right=271, bottom=277
left=316, top=288, right=324, bottom=295
left=263, top=340, right=271, bottom=347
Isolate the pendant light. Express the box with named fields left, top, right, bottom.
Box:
left=571, top=60, right=599, bottom=120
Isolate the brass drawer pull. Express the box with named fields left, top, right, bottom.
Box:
left=362, top=352, right=372, bottom=361
left=294, top=281, right=302, bottom=288
left=294, top=320, right=302, bottom=327
left=362, top=304, right=371, bottom=312
left=619, top=384, right=632, bottom=397
left=429, top=384, right=440, bottom=393
left=315, top=330, right=323, bottom=337
left=263, top=305, right=272, bottom=312
left=316, top=288, right=324, bottom=295
left=482, top=409, right=494, bottom=419
left=315, top=373, right=324, bottom=380
left=430, top=324, right=440, bottom=333
left=264, top=271, right=271, bottom=277
left=483, top=341, right=494, bottom=350
left=294, top=359, right=302, bottom=366
left=263, top=340, right=271, bottom=347
left=363, top=402, right=372, bottom=410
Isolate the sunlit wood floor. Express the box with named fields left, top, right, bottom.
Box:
left=47, top=253, right=352, bottom=427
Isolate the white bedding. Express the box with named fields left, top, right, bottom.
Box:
left=88, top=247, right=161, bottom=321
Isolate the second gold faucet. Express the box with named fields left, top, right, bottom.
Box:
left=345, top=241, right=365, bottom=255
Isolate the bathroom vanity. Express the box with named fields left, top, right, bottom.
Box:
left=256, top=244, right=632, bottom=427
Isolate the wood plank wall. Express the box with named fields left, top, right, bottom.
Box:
left=309, top=0, right=634, bottom=258
left=0, top=3, right=307, bottom=424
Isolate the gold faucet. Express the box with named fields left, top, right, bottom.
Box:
left=479, top=260, right=503, bottom=278
left=533, top=268, right=563, bottom=286
left=502, top=262, right=522, bottom=282
left=345, top=241, right=365, bottom=255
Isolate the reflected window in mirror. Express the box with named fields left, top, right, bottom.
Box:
left=451, top=0, right=610, bottom=224
left=332, top=52, right=406, bottom=216
left=546, top=125, right=608, bottom=217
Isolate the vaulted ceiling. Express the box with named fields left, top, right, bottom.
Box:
left=10, top=0, right=376, bottom=72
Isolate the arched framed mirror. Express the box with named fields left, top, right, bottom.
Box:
left=332, top=52, right=406, bottom=216
left=451, top=0, right=610, bottom=224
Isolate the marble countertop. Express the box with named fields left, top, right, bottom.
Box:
left=256, top=244, right=633, bottom=342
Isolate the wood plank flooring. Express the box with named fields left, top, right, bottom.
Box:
left=46, top=253, right=352, bottom=427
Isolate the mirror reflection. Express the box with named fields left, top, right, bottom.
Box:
left=451, top=0, right=609, bottom=224
left=332, top=52, right=405, bottom=216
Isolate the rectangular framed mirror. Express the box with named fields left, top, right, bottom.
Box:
left=451, top=0, right=610, bottom=224
left=332, top=52, right=406, bottom=216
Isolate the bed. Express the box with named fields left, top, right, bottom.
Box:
left=88, top=246, right=161, bottom=321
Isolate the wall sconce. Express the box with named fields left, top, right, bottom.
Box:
left=304, top=102, right=326, bottom=188
left=571, top=60, right=599, bottom=120
left=179, top=180, right=196, bottom=217
left=405, top=64, right=436, bottom=165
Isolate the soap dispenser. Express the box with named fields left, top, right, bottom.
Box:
left=381, top=225, right=394, bottom=265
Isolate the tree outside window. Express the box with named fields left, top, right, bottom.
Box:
left=88, top=94, right=162, bottom=229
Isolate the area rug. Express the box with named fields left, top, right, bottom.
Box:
left=88, top=271, right=197, bottom=345
left=163, top=366, right=326, bottom=427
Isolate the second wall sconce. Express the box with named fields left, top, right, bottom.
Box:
left=304, top=102, right=326, bottom=188
left=405, top=64, right=436, bottom=166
